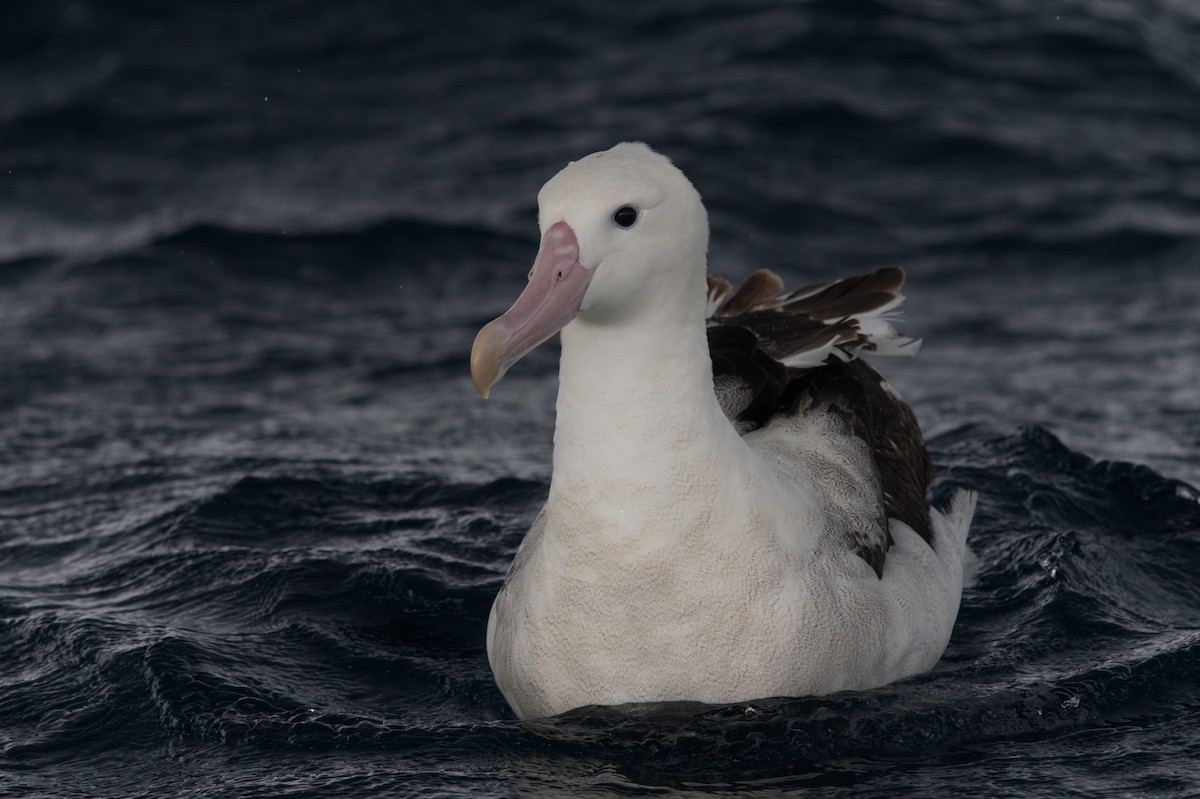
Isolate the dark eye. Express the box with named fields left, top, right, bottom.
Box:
left=613, top=206, right=638, bottom=228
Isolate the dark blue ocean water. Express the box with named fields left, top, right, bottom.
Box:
left=3, top=1, right=1200, bottom=796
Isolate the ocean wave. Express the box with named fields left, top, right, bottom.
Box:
left=0, top=217, right=527, bottom=272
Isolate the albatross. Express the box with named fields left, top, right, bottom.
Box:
left=470, top=142, right=975, bottom=720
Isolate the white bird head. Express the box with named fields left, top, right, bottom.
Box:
left=471, top=142, right=709, bottom=397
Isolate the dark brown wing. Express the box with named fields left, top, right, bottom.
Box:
left=707, top=267, right=933, bottom=577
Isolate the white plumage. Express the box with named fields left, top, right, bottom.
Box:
left=471, top=142, right=975, bottom=720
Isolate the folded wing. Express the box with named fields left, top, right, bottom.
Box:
left=707, top=267, right=933, bottom=576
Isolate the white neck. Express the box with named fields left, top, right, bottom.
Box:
left=546, top=277, right=748, bottom=549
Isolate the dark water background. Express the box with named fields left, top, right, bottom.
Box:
left=3, top=1, right=1200, bottom=796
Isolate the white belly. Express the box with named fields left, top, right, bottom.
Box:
left=486, top=501, right=968, bottom=720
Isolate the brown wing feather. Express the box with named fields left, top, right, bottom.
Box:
left=714, top=269, right=785, bottom=317
left=780, top=267, right=906, bottom=320
left=716, top=311, right=862, bottom=364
